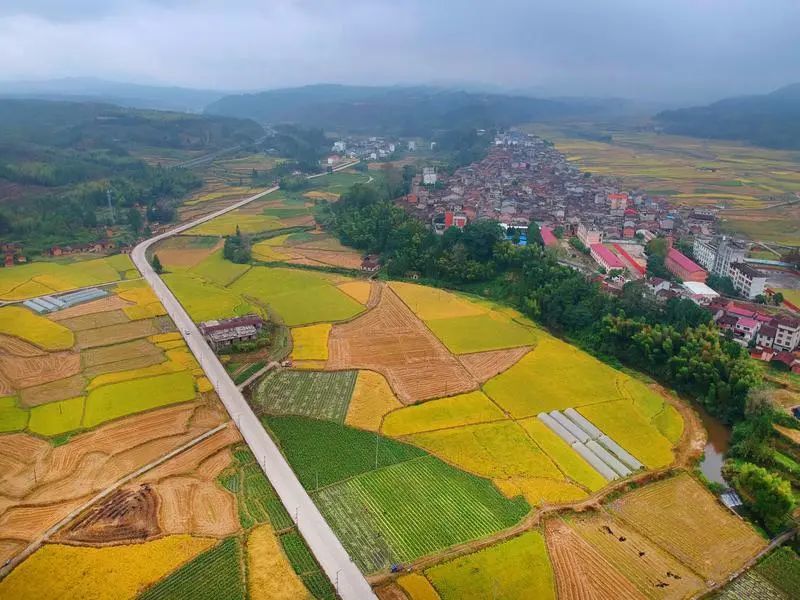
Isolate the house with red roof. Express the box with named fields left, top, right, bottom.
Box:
left=590, top=244, right=625, bottom=272
left=540, top=226, right=558, bottom=248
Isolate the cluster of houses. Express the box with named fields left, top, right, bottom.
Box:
left=1, top=238, right=133, bottom=269
left=327, top=136, right=418, bottom=165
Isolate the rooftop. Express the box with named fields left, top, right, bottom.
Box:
left=667, top=248, right=706, bottom=274
left=590, top=244, right=624, bottom=269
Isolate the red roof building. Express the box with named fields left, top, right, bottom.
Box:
left=665, top=248, right=707, bottom=282
left=612, top=243, right=645, bottom=277
left=590, top=244, right=625, bottom=271
left=540, top=226, right=558, bottom=248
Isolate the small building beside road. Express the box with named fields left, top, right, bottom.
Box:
left=199, top=314, right=265, bottom=351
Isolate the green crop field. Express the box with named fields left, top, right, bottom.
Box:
left=426, top=531, right=556, bottom=600
left=138, top=537, right=245, bottom=600
left=229, top=267, right=364, bottom=326
left=253, top=370, right=356, bottom=422
left=82, top=371, right=196, bottom=428
left=265, top=416, right=425, bottom=490
left=753, top=547, right=800, bottom=598
left=426, top=312, right=539, bottom=354
left=189, top=250, right=251, bottom=287
left=0, top=396, right=28, bottom=433
left=27, top=396, right=85, bottom=436
left=162, top=272, right=256, bottom=322
left=312, top=455, right=530, bottom=573
left=280, top=532, right=319, bottom=575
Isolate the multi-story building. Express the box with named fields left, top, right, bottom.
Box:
left=773, top=316, right=800, bottom=352
left=422, top=167, right=437, bottom=185
left=729, top=262, right=767, bottom=299
left=665, top=248, right=708, bottom=282
left=693, top=237, right=747, bottom=276
left=577, top=223, right=603, bottom=247
left=590, top=244, right=625, bottom=272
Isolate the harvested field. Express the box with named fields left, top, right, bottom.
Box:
left=19, top=373, right=86, bottom=407
left=48, top=295, right=133, bottom=321
left=345, top=370, right=403, bottom=431
left=495, top=477, right=588, bottom=505
left=289, top=247, right=363, bottom=269
left=608, top=473, right=766, bottom=581
left=75, top=318, right=159, bottom=349
left=83, top=352, right=168, bottom=380
left=426, top=531, right=555, bottom=600
left=0, top=348, right=81, bottom=389
left=81, top=338, right=163, bottom=368
left=327, top=287, right=477, bottom=403
left=545, top=518, right=645, bottom=600
left=0, top=495, right=95, bottom=542
left=0, top=534, right=215, bottom=600
left=57, top=484, right=161, bottom=544
left=568, top=512, right=705, bottom=599
left=57, top=309, right=130, bottom=332
left=155, top=237, right=222, bottom=269
left=457, top=346, right=530, bottom=383
left=0, top=334, right=46, bottom=357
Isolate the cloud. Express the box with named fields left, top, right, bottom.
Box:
left=0, top=0, right=797, bottom=101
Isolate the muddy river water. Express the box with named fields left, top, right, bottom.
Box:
left=696, top=403, right=732, bottom=485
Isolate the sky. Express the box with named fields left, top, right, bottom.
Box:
left=0, top=0, right=798, bottom=103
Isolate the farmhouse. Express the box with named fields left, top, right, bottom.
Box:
left=199, top=314, right=265, bottom=351
left=361, top=255, right=380, bottom=273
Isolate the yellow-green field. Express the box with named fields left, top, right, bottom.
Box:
left=0, top=306, right=74, bottom=350
left=530, top=125, right=800, bottom=244
left=382, top=391, right=505, bottom=437
left=426, top=531, right=556, bottom=600
left=0, top=254, right=134, bottom=301
left=291, top=323, right=331, bottom=361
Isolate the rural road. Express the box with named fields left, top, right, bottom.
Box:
left=132, top=163, right=376, bottom=600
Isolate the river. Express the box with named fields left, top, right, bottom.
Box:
left=696, top=403, right=732, bottom=485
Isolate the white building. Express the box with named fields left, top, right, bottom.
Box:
left=682, top=281, right=720, bottom=306
left=729, top=262, right=767, bottom=299
left=693, top=237, right=747, bottom=276
left=332, top=141, right=346, bottom=153
left=407, top=140, right=416, bottom=151
left=422, top=166, right=437, bottom=185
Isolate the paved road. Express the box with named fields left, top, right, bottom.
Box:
left=132, top=171, right=375, bottom=600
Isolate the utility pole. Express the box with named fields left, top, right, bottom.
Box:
left=107, top=189, right=115, bottom=224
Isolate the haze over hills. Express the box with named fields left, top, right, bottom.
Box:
left=0, top=77, right=233, bottom=113
left=655, top=83, right=800, bottom=149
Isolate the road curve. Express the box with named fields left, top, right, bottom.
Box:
left=132, top=176, right=376, bottom=599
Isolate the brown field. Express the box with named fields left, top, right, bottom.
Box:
left=608, top=473, right=765, bottom=582
left=0, top=401, right=226, bottom=553
left=57, top=310, right=130, bottom=332
left=19, top=373, right=86, bottom=407
left=545, top=519, right=645, bottom=600
left=80, top=339, right=162, bottom=369
left=48, top=295, right=133, bottom=321
left=458, top=346, right=531, bottom=383
left=75, top=319, right=160, bottom=349
left=304, top=190, right=339, bottom=202
left=375, top=584, right=409, bottom=600
left=0, top=350, right=81, bottom=390
left=0, top=334, right=46, bottom=357
left=327, top=287, right=477, bottom=403
left=288, top=247, right=363, bottom=269
left=568, top=512, right=705, bottom=599
left=56, top=484, right=160, bottom=545
left=82, top=353, right=166, bottom=379
left=0, top=540, right=24, bottom=566
left=155, top=238, right=222, bottom=269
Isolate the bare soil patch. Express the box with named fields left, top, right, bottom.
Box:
left=458, top=346, right=531, bottom=383
left=56, top=484, right=160, bottom=545
left=75, top=319, right=159, bottom=349
left=0, top=349, right=81, bottom=390
left=375, top=584, right=409, bottom=600
left=327, top=287, right=476, bottom=403
left=48, top=296, right=133, bottom=321
left=545, top=519, right=644, bottom=600
left=57, top=310, right=130, bottom=332
left=19, top=373, right=86, bottom=407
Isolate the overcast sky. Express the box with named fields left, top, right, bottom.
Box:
left=0, top=0, right=798, bottom=102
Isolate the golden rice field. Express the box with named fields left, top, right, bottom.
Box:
left=247, top=525, right=309, bottom=600
left=0, top=306, right=75, bottom=350
left=0, top=535, right=215, bottom=600
left=291, top=323, right=332, bottom=361
left=344, top=370, right=403, bottom=431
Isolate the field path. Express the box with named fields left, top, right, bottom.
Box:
left=132, top=167, right=377, bottom=600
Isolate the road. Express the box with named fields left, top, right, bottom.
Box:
left=132, top=166, right=375, bottom=599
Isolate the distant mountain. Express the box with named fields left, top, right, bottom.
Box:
left=205, top=84, right=620, bottom=134
left=0, top=98, right=264, bottom=151
left=654, top=83, right=800, bottom=149
left=0, top=78, right=231, bottom=113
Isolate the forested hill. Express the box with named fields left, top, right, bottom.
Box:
left=0, top=98, right=264, bottom=149
left=205, top=84, right=613, bottom=134
left=655, top=83, right=800, bottom=149
left=0, top=99, right=263, bottom=253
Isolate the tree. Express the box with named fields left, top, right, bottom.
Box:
left=731, top=462, right=795, bottom=533
left=772, top=292, right=784, bottom=306
left=151, top=254, right=163, bottom=274
left=223, top=225, right=251, bottom=264
left=707, top=274, right=737, bottom=296
left=127, top=207, right=143, bottom=234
